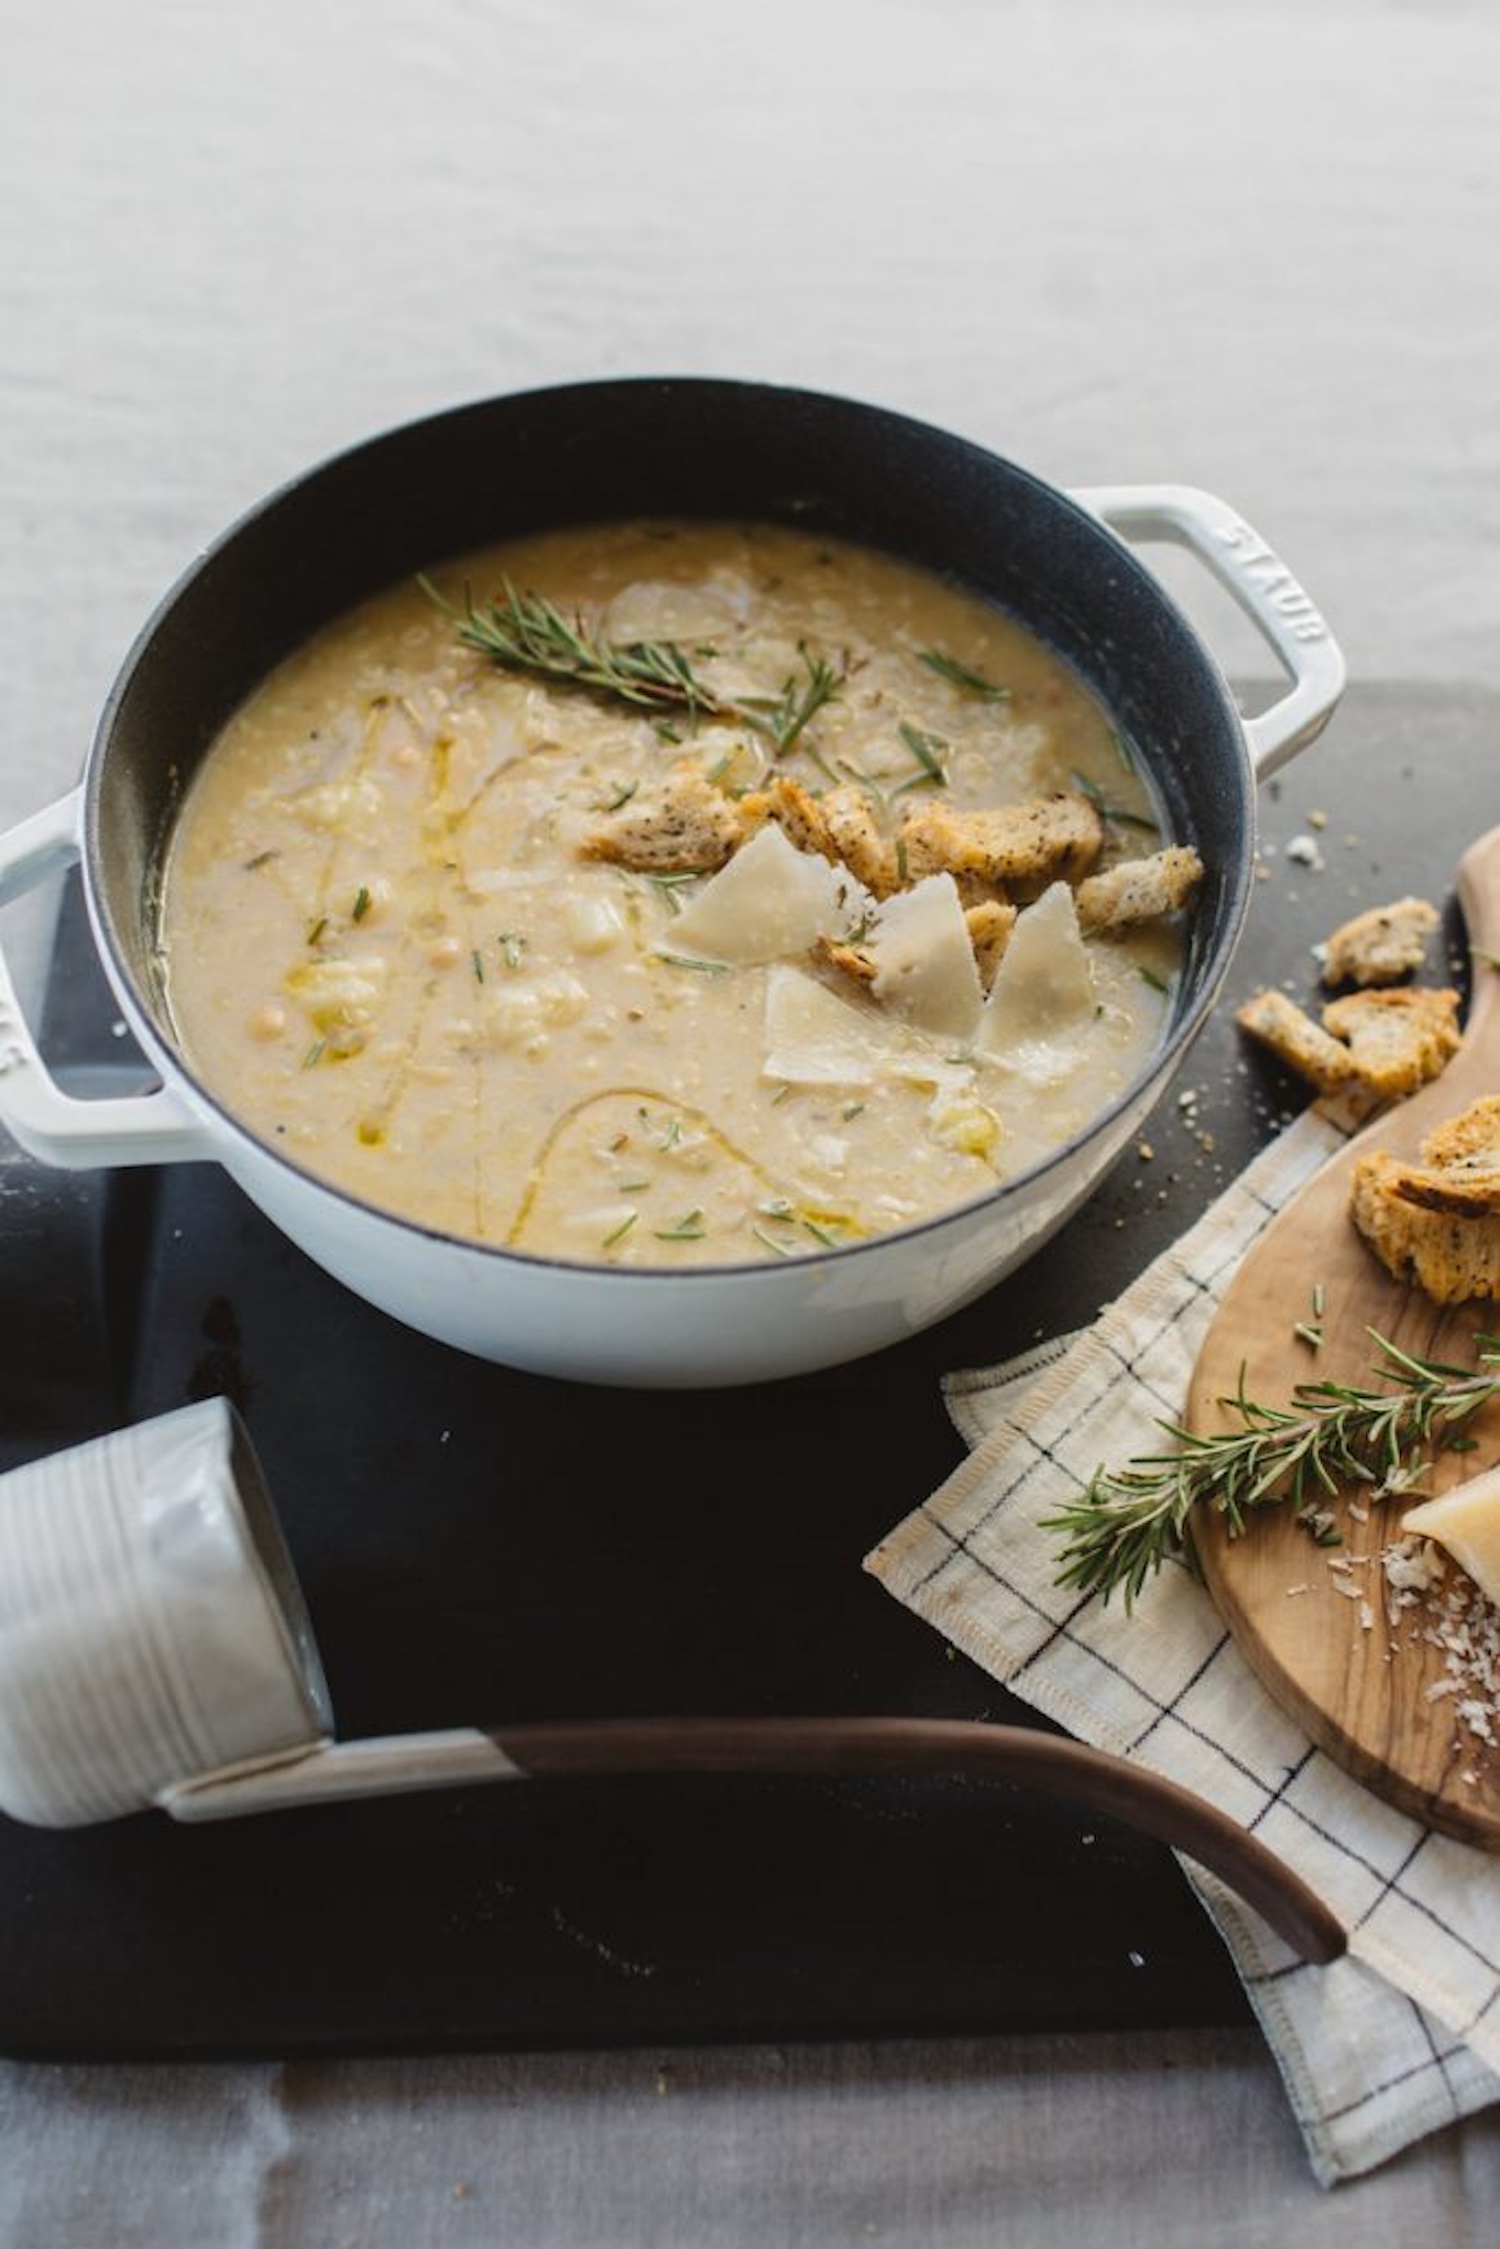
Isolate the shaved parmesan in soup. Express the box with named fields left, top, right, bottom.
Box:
left=159, top=522, right=1200, bottom=1267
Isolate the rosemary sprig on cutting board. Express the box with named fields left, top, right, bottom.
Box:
left=1043, top=1332, right=1500, bottom=1609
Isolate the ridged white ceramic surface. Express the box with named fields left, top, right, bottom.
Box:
left=0, top=1400, right=329, bottom=1826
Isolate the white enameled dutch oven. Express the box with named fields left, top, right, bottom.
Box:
left=0, top=380, right=1345, bottom=1385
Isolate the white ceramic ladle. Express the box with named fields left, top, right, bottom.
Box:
left=0, top=1399, right=1345, bottom=1963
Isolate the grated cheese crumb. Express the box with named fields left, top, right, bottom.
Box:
left=1382, top=1534, right=1500, bottom=1753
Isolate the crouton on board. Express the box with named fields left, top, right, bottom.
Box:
left=1320, top=896, right=1440, bottom=988
left=1321, top=986, right=1461, bottom=1102
left=1351, top=1098, right=1500, bottom=1303
left=1235, top=988, right=1358, bottom=1096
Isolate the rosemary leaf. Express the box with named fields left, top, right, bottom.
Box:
left=835, top=757, right=888, bottom=806
left=645, top=873, right=702, bottom=917
left=892, top=721, right=950, bottom=796
left=916, top=647, right=1011, bottom=701
left=654, top=1209, right=706, bottom=1242
left=734, top=645, right=845, bottom=757
left=655, top=950, right=730, bottom=975
left=1071, top=770, right=1160, bottom=833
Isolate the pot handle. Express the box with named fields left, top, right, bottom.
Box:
left=0, top=788, right=212, bottom=1169
left=1070, top=485, right=1347, bottom=780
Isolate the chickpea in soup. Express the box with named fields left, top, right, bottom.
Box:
left=160, top=522, right=1202, bottom=1267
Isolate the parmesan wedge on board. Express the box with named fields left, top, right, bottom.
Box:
left=1403, top=1469, right=1500, bottom=1607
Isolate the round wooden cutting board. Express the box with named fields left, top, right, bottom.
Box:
left=1188, top=826, right=1500, bottom=1847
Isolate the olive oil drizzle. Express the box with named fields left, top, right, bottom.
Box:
left=503, top=1086, right=864, bottom=1258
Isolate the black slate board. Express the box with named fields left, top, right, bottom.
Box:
left=0, top=683, right=1491, bottom=2061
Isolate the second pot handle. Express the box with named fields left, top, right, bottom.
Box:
left=1071, top=484, right=1347, bottom=781
left=0, top=788, right=211, bottom=1170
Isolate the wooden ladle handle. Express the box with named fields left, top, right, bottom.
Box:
left=492, top=1714, right=1347, bottom=1966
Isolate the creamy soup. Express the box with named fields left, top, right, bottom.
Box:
left=160, top=521, right=1200, bottom=1266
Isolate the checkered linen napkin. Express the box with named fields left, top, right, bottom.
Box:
left=866, top=1109, right=1500, bottom=2185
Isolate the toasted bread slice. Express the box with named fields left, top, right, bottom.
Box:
left=1321, top=986, right=1461, bottom=1101
left=818, top=786, right=902, bottom=898
left=898, top=791, right=1104, bottom=895
left=582, top=761, right=743, bottom=872
left=1420, top=1093, right=1500, bottom=1176
left=1235, top=988, right=1358, bottom=1095
left=1320, top=896, right=1440, bottom=988
left=1351, top=1162, right=1500, bottom=1302
left=738, top=772, right=836, bottom=860
left=739, top=776, right=901, bottom=897
left=1076, top=846, right=1205, bottom=934
left=1350, top=1099, right=1500, bottom=1302
left=965, top=899, right=1019, bottom=991
left=817, top=934, right=878, bottom=988
left=1357, top=1096, right=1500, bottom=1223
